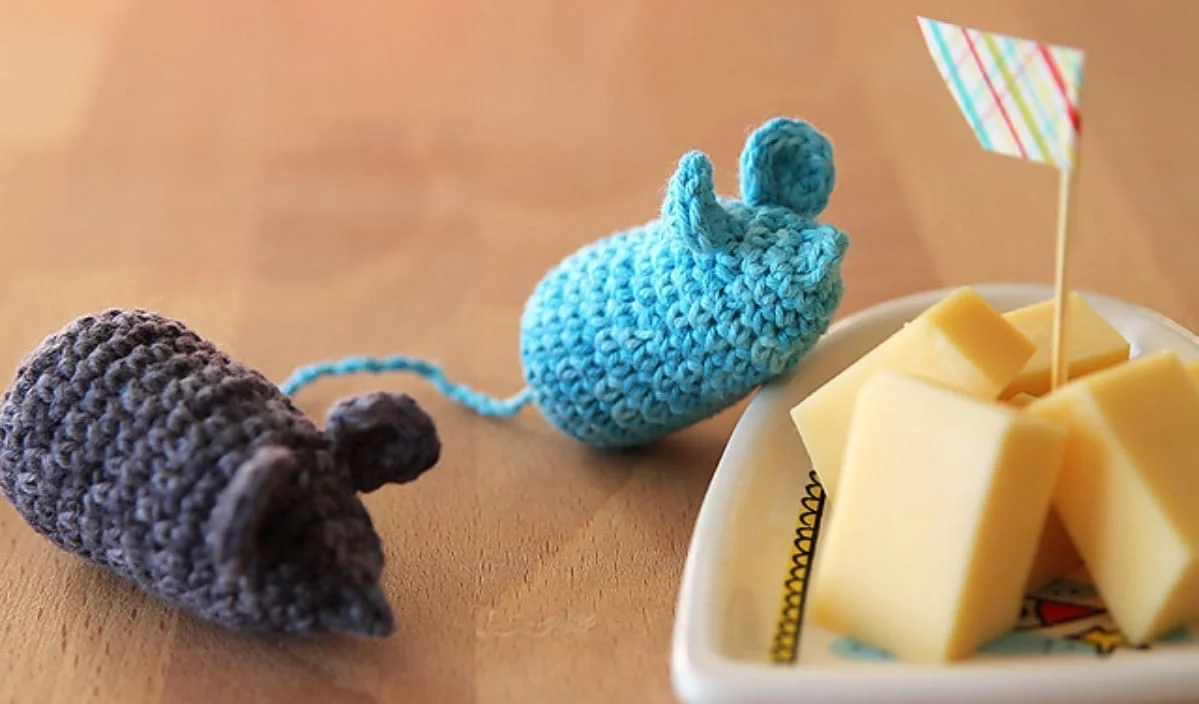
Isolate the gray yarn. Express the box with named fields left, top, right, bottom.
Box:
left=0, top=309, right=440, bottom=637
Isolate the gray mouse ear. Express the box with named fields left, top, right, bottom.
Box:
left=207, top=445, right=296, bottom=576
left=325, top=391, right=441, bottom=493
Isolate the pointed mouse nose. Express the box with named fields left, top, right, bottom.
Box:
left=333, top=582, right=395, bottom=637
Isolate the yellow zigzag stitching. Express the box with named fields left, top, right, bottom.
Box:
left=770, top=469, right=826, bottom=664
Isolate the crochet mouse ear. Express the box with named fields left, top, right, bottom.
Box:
left=738, top=117, right=835, bottom=218
left=208, top=445, right=296, bottom=576
left=661, top=150, right=740, bottom=253
left=325, top=391, right=441, bottom=493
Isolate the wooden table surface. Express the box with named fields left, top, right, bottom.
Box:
left=2, top=1, right=1197, bottom=702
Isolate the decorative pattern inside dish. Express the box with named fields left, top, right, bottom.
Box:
left=769, top=471, right=1198, bottom=666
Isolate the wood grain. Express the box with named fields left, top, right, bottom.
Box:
left=1, top=1, right=1197, bottom=702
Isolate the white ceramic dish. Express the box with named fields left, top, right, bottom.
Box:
left=671, top=283, right=1199, bottom=704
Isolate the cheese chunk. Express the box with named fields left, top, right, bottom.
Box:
left=1186, top=359, right=1199, bottom=385
left=1000, top=293, right=1130, bottom=399
left=1015, top=397, right=1084, bottom=592
left=791, top=287, right=1036, bottom=496
left=1025, top=508, right=1083, bottom=592
left=1027, top=351, right=1199, bottom=644
left=1007, top=392, right=1039, bottom=408
left=807, top=371, right=1068, bottom=663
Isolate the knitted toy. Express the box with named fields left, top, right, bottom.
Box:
left=0, top=309, right=440, bottom=637
left=282, top=116, right=851, bottom=448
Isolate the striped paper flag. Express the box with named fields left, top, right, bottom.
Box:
left=916, top=16, right=1085, bottom=170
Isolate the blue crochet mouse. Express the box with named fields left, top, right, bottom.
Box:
left=283, top=117, right=850, bottom=448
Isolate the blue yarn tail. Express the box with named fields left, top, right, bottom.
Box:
left=279, top=354, right=533, bottom=418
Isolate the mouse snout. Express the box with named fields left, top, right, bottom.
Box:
left=802, top=224, right=850, bottom=280
left=326, top=582, right=395, bottom=638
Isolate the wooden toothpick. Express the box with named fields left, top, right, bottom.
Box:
left=1049, top=90, right=1084, bottom=392
left=1049, top=165, right=1077, bottom=390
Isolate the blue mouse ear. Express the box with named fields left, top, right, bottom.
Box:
left=738, top=117, right=835, bottom=217
left=661, top=150, right=739, bottom=253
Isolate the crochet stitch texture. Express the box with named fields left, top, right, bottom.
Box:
left=0, top=309, right=440, bottom=636
left=279, top=116, right=850, bottom=449
left=519, top=117, right=849, bottom=446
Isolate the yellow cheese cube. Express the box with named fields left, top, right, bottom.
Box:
left=1000, top=292, right=1130, bottom=399
left=1007, top=392, right=1039, bottom=408
left=790, top=287, right=1036, bottom=496
left=807, top=371, right=1068, bottom=663
left=1027, top=351, right=1199, bottom=644
left=1013, top=400, right=1085, bottom=592
left=1025, top=508, right=1083, bottom=593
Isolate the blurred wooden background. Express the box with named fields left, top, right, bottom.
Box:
left=1, top=0, right=1197, bottom=702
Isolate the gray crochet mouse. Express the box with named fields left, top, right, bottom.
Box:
left=0, top=309, right=440, bottom=637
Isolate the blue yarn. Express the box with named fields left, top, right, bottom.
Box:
left=282, top=116, right=850, bottom=449
left=279, top=355, right=532, bottom=417
left=661, top=151, right=741, bottom=253
left=739, top=116, right=836, bottom=217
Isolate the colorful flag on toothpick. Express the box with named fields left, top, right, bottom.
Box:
left=916, top=15, right=1085, bottom=171
left=915, top=16, right=1087, bottom=390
